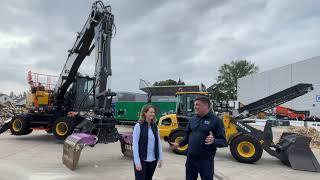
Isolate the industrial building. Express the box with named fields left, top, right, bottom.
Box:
left=237, top=56, right=320, bottom=119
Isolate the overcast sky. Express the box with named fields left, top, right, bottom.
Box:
left=0, top=0, right=319, bottom=95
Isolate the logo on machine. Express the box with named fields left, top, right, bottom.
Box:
left=316, top=95, right=320, bottom=102
left=236, top=121, right=251, bottom=133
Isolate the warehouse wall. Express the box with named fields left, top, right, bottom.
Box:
left=238, top=56, right=320, bottom=117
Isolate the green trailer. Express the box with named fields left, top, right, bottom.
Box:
left=114, top=84, right=204, bottom=124
left=114, top=101, right=176, bottom=124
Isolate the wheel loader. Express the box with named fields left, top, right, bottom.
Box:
left=155, top=83, right=320, bottom=172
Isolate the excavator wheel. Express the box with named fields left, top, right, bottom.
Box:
left=230, top=134, right=263, bottom=163
left=10, top=115, right=32, bottom=135
left=170, top=131, right=188, bottom=155
left=53, top=117, right=74, bottom=140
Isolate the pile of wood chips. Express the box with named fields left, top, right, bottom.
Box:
left=0, top=102, right=16, bottom=125
left=287, top=126, right=320, bottom=149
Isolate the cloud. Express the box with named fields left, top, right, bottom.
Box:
left=0, top=0, right=319, bottom=95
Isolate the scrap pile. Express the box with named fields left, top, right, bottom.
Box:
left=0, top=102, right=23, bottom=125
left=287, top=126, right=320, bottom=149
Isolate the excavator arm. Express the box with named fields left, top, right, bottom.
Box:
left=53, top=1, right=115, bottom=113
left=61, top=1, right=119, bottom=170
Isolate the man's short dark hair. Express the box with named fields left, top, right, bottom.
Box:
left=195, top=95, right=211, bottom=107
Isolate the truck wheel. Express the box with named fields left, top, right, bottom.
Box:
left=53, top=117, right=74, bottom=140
left=170, top=131, right=188, bottom=155
left=10, top=116, right=31, bottom=135
left=230, top=134, right=263, bottom=163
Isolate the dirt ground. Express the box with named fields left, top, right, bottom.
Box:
left=0, top=126, right=319, bottom=180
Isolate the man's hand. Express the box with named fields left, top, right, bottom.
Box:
left=135, top=164, right=142, bottom=171
left=169, top=142, right=179, bottom=149
left=205, top=131, right=215, bottom=145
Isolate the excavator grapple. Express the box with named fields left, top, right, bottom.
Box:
left=62, top=133, right=98, bottom=170
left=119, top=133, right=134, bottom=158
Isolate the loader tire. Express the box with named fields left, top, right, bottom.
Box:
left=10, top=116, right=32, bottom=135
left=170, top=131, right=188, bottom=155
left=53, top=117, right=74, bottom=140
left=230, top=134, right=263, bottom=163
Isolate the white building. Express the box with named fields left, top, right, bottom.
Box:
left=0, top=94, right=15, bottom=105
left=15, top=98, right=26, bottom=107
left=237, top=56, right=320, bottom=118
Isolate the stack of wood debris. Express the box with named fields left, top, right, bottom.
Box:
left=0, top=102, right=18, bottom=125
left=287, top=126, right=320, bottom=149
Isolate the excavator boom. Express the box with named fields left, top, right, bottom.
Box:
left=57, top=1, right=118, bottom=170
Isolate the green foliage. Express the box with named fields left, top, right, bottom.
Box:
left=211, top=60, right=258, bottom=102
left=153, top=78, right=185, bottom=86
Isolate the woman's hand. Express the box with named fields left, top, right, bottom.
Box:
left=135, top=164, right=142, bottom=171
left=158, top=160, right=163, bottom=168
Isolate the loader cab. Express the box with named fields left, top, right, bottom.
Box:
left=176, top=92, right=209, bottom=116
left=158, top=91, right=210, bottom=154
left=158, top=92, right=209, bottom=138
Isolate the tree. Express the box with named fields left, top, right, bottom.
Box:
left=10, top=91, right=14, bottom=98
left=153, top=78, right=185, bottom=86
left=211, top=60, right=258, bottom=102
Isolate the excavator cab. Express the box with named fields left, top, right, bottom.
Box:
left=65, top=76, right=95, bottom=112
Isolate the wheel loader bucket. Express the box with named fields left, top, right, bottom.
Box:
left=277, top=133, right=320, bottom=172
left=62, top=133, right=98, bottom=170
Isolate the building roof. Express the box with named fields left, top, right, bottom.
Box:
left=15, top=98, right=26, bottom=106
left=140, top=84, right=206, bottom=96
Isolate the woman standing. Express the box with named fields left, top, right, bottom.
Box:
left=133, top=105, right=163, bottom=180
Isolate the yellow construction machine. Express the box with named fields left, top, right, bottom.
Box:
left=0, top=1, right=120, bottom=170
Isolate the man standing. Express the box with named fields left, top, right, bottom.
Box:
left=171, top=95, right=227, bottom=180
